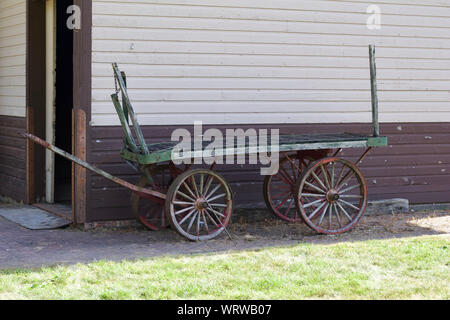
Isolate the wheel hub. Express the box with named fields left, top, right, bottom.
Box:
left=194, top=198, right=209, bottom=210
left=326, top=189, right=340, bottom=202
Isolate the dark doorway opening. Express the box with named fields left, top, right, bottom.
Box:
left=54, top=0, right=74, bottom=204
left=27, top=0, right=46, bottom=204
left=28, top=0, right=75, bottom=221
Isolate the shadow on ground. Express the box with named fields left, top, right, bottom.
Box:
left=0, top=204, right=448, bottom=270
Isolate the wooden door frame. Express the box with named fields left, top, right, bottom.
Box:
left=45, top=0, right=56, bottom=203
left=26, top=0, right=92, bottom=225
left=72, top=0, right=92, bottom=225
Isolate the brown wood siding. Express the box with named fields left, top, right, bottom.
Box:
left=86, top=122, right=450, bottom=222
left=0, top=115, right=26, bottom=201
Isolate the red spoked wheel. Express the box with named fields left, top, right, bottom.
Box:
left=131, top=164, right=183, bottom=231
left=165, top=169, right=233, bottom=241
left=263, top=151, right=326, bottom=222
left=294, top=157, right=368, bottom=235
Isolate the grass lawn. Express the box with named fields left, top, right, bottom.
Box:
left=0, top=235, right=448, bottom=300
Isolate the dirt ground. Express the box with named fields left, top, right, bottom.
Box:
left=228, top=209, right=450, bottom=242
left=0, top=207, right=449, bottom=269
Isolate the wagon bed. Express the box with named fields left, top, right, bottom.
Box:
left=121, top=133, right=387, bottom=165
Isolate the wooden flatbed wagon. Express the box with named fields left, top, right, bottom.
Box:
left=24, top=45, right=387, bottom=241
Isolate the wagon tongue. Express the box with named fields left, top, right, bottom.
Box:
left=19, top=132, right=166, bottom=200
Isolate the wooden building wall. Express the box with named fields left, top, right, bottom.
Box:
left=0, top=115, right=26, bottom=201
left=0, top=0, right=26, bottom=117
left=91, top=0, right=450, bottom=126
left=0, top=0, right=27, bottom=201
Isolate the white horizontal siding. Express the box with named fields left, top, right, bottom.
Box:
left=0, top=0, right=26, bottom=118
left=91, top=0, right=450, bottom=126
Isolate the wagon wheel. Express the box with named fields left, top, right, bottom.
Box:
left=131, top=164, right=184, bottom=231
left=165, top=169, right=233, bottom=241
left=294, top=157, right=368, bottom=235
left=263, top=151, right=326, bottom=222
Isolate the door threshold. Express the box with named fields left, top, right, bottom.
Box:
left=33, top=203, right=72, bottom=221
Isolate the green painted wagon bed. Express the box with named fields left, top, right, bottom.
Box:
left=24, top=45, right=388, bottom=241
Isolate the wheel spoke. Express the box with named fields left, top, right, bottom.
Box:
left=339, top=184, right=360, bottom=194
left=304, top=181, right=326, bottom=194
left=176, top=190, right=196, bottom=203
left=179, top=208, right=197, bottom=225
left=334, top=204, right=343, bottom=228
left=339, top=199, right=360, bottom=211
left=206, top=207, right=225, bottom=219
left=205, top=184, right=221, bottom=201
left=271, top=190, right=291, bottom=199
left=276, top=170, right=294, bottom=186
left=340, top=195, right=363, bottom=199
left=175, top=205, right=196, bottom=215
left=204, top=210, right=220, bottom=228
left=275, top=194, right=292, bottom=210
left=182, top=181, right=196, bottom=199
left=318, top=203, right=330, bottom=226
left=279, top=166, right=295, bottom=185
left=335, top=164, right=349, bottom=189
left=300, top=193, right=325, bottom=198
left=303, top=198, right=325, bottom=209
left=336, top=171, right=354, bottom=191
left=203, top=175, right=214, bottom=197
left=288, top=159, right=297, bottom=183
left=196, top=210, right=201, bottom=236
left=284, top=199, right=294, bottom=218
left=307, top=200, right=327, bottom=220
left=328, top=203, right=332, bottom=229
left=199, top=174, right=204, bottom=196
left=285, top=154, right=302, bottom=182
left=207, top=193, right=226, bottom=203
left=331, top=162, right=335, bottom=187
left=210, top=203, right=227, bottom=208
left=336, top=201, right=353, bottom=222
left=310, top=171, right=328, bottom=192
left=202, top=211, right=209, bottom=233
left=190, top=176, right=199, bottom=197
left=320, top=165, right=331, bottom=189
left=187, top=211, right=198, bottom=232
left=173, top=201, right=193, bottom=206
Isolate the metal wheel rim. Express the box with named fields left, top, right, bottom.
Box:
left=166, top=169, right=233, bottom=241
left=295, top=157, right=368, bottom=235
